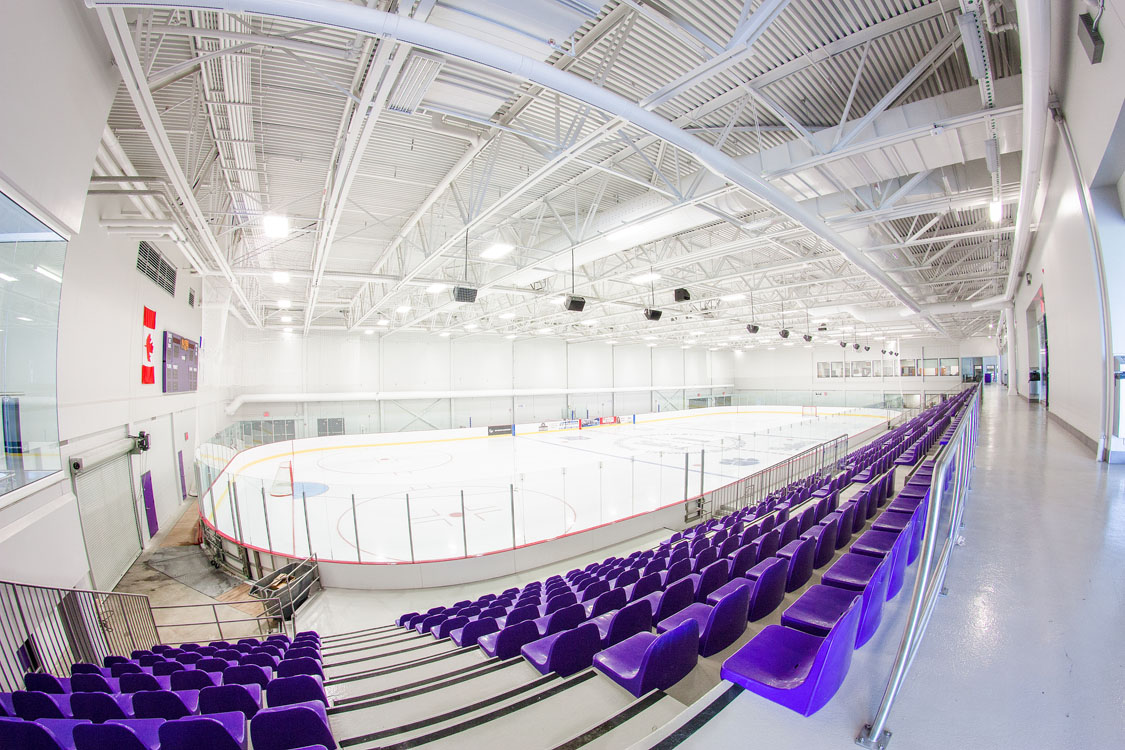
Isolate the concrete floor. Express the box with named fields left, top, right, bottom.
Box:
left=642, top=386, right=1125, bottom=749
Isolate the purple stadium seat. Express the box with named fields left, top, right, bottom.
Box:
left=224, top=664, right=272, bottom=689
left=277, top=659, right=324, bottom=681
left=266, top=675, right=328, bottom=708
left=717, top=535, right=740, bottom=560
left=151, top=662, right=185, bottom=677
left=396, top=611, right=419, bottom=627
left=174, top=653, right=203, bottom=666
left=70, top=692, right=133, bottom=722
left=625, top=572, right=662, bottom=602
left=779, top=517, right=801, bottom=546
left=110, top=663, right=143, bottom=677
left=199, top=684, right=262, bottom=719
left=592, top=619, right=699, bottom=698
left=540, top=592, right=577, bottom=616
left=209, top=641, right=232, bottom=649
left=638, top=576, right=694, bottom=623
left=74, top=720, right=156, bottom=750
left=756, top=528, right=781, bottom=560
left=798, top=506, right=816, bottom=533
left=1, top=716, right=85, bottom=750
left=451, top=617, right=499, bottom=648
left=726, top=545, right=758, bottom=581
left=120, top=673, right=170, bottom=693
left=70, top=663, right=108, bottom=677
left=477, top=620, right=540, bottom=660
left=721, top=597, right=862, bottom=716
left=415, top=613, right=447, bottom=634
left=641, top=558, right=667, bottom=578
left=533, top=602, right=587, bottom=637
left=70, top=674, right=119, bottom=694
left=131, top=689, right=199, bottom=720
left=579, top=580, right=609, bottom=603
left=13, top=691, right=71, bottom=720
left=583, top=587, right=626, bottom=619
left=657, top=580, right=750, bottom=657
left=496, top=604, right=539, bottom=629
left=158, top=712, right=247, bottom=750
left=685, top=558, right=730, bottom=603
left=804, top=517, right=839, bottom=569
left=850, top=528, right=910, bottom=598
left=784, top=560, right=889, bottom=648
left=198, top=657, right=234, bottom=674
left=431, top=616, right=469, bottom=640
left=775, top=537, right=815, bottom=592
left=739, top=557, right=789, bottom=621
left=520, top=622, right=602, bottom=677
left=658, top=558, right=692, bottom=587
left=170, top=669, right=218, bottom=691
left=137, top=654, right=164, bottom=668
left=25, top=673, right=70, bottom=694
left=0, top=693, right=12, bottom=717
left=831, top=505, right=856, bottom=548
left=250, top=700, right=337, bottom=750
left=612, top=568, right=640, bottom=589
left=689, top=546, right=719, bottom=574
left=588, top=599, right=653, bottom=648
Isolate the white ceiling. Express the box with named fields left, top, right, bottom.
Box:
left=90, top=0, right=1023, bottom=349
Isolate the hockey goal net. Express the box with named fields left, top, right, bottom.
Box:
left=801, top=405, right=818, bottom=417
left=269, top=461, right=294, bottom=498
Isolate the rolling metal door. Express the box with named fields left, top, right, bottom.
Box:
left=74, top=454, right=141, bottom=589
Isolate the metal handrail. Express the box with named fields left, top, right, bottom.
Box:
left=149, top=597, right=290, bottom=644
left=857, top=386, right=980, bottom=748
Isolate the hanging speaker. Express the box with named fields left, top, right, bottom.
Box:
left=453, top=286, right=478, bottom=303
left=564, top=295, right=586, bottom=312
left=674, top=288, right=690, bottom=302
left=644, top=308, right=663, bottom=321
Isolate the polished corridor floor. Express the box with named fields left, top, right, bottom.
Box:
left=656, top=386, right=1125, bottom=749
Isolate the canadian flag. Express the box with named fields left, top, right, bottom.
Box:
left=141, top=306, right=157, bottom=384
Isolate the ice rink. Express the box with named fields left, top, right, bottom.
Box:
left=198, top=405, right=891, bottom=563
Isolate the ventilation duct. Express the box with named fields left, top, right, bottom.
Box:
left=387, top=51, right=444, bottom=114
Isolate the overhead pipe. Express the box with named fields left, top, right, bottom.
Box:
left=84, top=0, right=934, bottom=326
left=1004, top=0, right=1049, bottom=300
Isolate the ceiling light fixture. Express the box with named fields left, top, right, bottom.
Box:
left=989, top=199, right=1003, bottom=223
left=272, top=271, right=290, bottom=284
left=0, top=273, right=15, bottom=282
left=480, top=242, right=513, bottom=259
left=283, top=326, right=293, bottom=333
left=364, top=329, right=374, bottom=335
left=262, top=214, right=290, bottom=238
left=280, top=315, right=293, bottom=323
left=377, top=319, right=390, bottom=326
left=464, top=323, right=479, bottom=331
left=631, top=272, right=660, bottom=284
left=17, top=316, right=32, bottom=323
left=538, top=327, right=554, bottom=335
left=278, top=299, right=291, bottom=309
left=440, top=331, right=451, bottom=337
left=505, top=334, right=517, bottom=340
left=426, top=282, right=449, bottom=294
left=499, top=312, right=515, bottom=320
left=720, top=293, right=745, bottom=302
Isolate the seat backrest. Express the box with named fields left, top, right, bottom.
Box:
left=71, top=663, right=103, bottom=676
left=493, top=620, right=540, bottom=660
left=628, top=573, right=661, bottom=602
left=120, top=672, right=163, bottom=693
left=544, top=622, right=601, bottom=677
left=579, top=580, right=609, bottom=603
left=717, top=536, right=740, bottom=559
left=588, top=587, right=626, bottom=619
left=131, top=689, right=191, bottom=720
left=13, top=691, right=66, bottom=720
left=664, top=558, right=692, bottom=586
left=171, top=669, right=216, bottom=691
left=813, top=518, right=839, bottom=567
left=692, top=546, right=719, bottom=573
left=73, top=721, right=151, bottom=750
left=277, top=657, right=323, bottom=680
left=613, top=568, right=640, bottom=589
left=158, top=716, right=241, bottom=750
left=72, top=673, right=113, bottom=693
left=152, top=661, right=185, bottom=676
left=696, top=559, right=729, bottom=601
left=199, top=683, right=260, bottom=719
left=779, top=517, right=801, bottom=546
left=656, top=577, right=694, bottom=621
left=746, top=557, right=787, bottom=621
left=805, top=598, right=863, bottom=714
left=458, top=617, right=499, bottom=646
left=174, top=652, right=203, bottom=665
left=689, top=537, right=710, bottom=556
left=0, top=716, right=69, bottom=750
left=24, top=673, right=65, bottom=694
left=504, top=604, right=539, bottom=626
left=110, top=662, right=143, bottom=677
left=728, top=545, right=757, bottom=580
left=545, top=603, right=586, bottom=635
left=197, top=657, right=233, bottom=674
left=606, top=600, right=653, bottom=647
left=757, top=528, right=781, bottom=560
left=543, top=591, right=577, bottom=615
left=71, top=691, right=129, bottom=722
left=250, top=702, right=335, bottom=750
left=702, top=582, right=750, bottom=651
left=266, top=674, right=328, bottom=708
left=640, top=619, right=699, bottom=695
left=223, top=664, right=271, bottom=688
left=641, top=558, right=667, bottom=577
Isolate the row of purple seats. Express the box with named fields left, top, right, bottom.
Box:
left=0, top=698, right=334, bottom=749
left=718, top=395, right=973, bottom=716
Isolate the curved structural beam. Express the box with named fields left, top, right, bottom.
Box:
left=86, top=0, right=939, bottom=333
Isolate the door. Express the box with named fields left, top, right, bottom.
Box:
left=74, top=454, right=142, bottom=590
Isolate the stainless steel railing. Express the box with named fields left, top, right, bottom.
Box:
left=0, top=579, right=158, bottom=692
left=856, top=386, right=981, bottom=749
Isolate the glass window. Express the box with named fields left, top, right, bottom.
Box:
left=0, top=191, right=66, bottom=496
left=816, top=362, right=831, bottom=378
left=901, top=359, right=919, bottom=377
left=940, top=357, right=960, bottom=376
left=861, top=361, right=872, bottom=377
left=851, top=361, right=865, bottom=377
left=884, top=361, right=897, bottom=378
left=831, top=361, right=844, bottom=378
left=923, top=358, right=938, bottom=376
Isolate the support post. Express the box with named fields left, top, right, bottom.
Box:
left=460, top=489, right=468, bottom=556
left=301, top=492, right=313, bottom=559
left=509, top=484, right=517, bottom=548
left=351, top=493, right=362, bottom=563
left=405, top=493, right=415, bottom=562
left=260, top=487, right=274, bottom=555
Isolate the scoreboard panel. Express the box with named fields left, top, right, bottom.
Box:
left=162, top=331, right=199, bottom=393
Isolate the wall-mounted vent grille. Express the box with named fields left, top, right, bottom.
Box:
left=136, top=241, right=176, bottom=297
left=188, top=289, right=195, bottom=308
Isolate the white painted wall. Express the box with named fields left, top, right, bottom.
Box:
left=0, top=0, right=117, bottom=236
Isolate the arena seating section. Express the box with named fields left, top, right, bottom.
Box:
left=0, top=388, right=974, bottom=748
